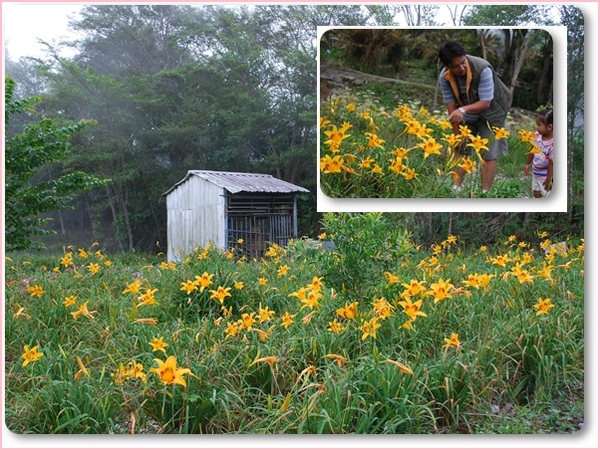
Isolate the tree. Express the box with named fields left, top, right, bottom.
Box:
left=19, top=5, right=407, bottom=250
left=445, top=5, right=469, bottom=26
left=397, top=5, right=439, bottom=26
left=69, top=5, right=205, bottom=75
left=3, top=55, right=52, bottom=98
left=463, top=5, right=554, bottom=102
left=4, top=77, right=108, bottom=251
left=37, top=5, right=207, bottom=250
left=560, top=5, right=584, bottom=219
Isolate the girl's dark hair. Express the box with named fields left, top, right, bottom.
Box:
left=537, top=108, right=553, bottom=125
left=438, top=41, right=467, bottom=66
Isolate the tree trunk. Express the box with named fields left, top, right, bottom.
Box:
left=478, top=30, right=487, bottom=60
left=510, top=30, right=539, bottom=94
left=499, top=29, right=531, bottom=93
left=446, top=5, right=468, bottom=26
left=119, top=185, right=135, bottom=251
left=85, top=196, right=96, bottom=239
left=105, top=185, right=125, bottom=252
left=500, top=29, right=539, bottom=94
left=567, top=139, right=574, bottom=221
left=563, top=6, right=584, bottom=222
left=57, top=209, right=66, bottom=235
left=418, top=212, right=434, bottom=244
left=536, top=36, right=553, bottom=105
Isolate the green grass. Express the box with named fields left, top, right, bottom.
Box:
left=4, top=213, right=584, bottom=433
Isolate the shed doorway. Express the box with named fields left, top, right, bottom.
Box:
left=225, top=193, right=297, bottom=259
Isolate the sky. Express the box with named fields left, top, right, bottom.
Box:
left=2, top=3, right=459, bottom=60
left=0, top=2, right=573, bottom=61
left=3, top=3, right=83, bottom=60
left=1, top=2, right=568, bottom=62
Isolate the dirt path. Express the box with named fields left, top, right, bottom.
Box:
left=320, top=63, right=437, bottom=101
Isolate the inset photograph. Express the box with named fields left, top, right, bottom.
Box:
left=319, top=28, right=554, bottom=199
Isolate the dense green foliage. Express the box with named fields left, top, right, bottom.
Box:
left=4, top=77, right=108, bottom=251
left=5, top=213, right=583, bottom=433
left=323, top=10, right=555, bottom=109
left=3, top=5, right=585, bottom=252
left=8, top=5, right=385, bottom=251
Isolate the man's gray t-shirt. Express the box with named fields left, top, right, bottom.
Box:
left=439, top=66, right=494, bottom=123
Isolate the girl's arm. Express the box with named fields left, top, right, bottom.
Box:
left=543, top=159, right=554, bottom=190
left=524, top=153, right=534, bottom=175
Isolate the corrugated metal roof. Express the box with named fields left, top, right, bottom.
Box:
left=164, top=170, right=309, bottom=195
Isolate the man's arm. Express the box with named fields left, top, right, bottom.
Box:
left=448, top=100, right=492, bottom=126
left=448, top=67, right=495, bottom=125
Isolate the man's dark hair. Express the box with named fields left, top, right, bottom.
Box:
left=438, top=41, right=467, bottom=66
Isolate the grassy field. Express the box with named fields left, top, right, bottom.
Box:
left=4, top=213, right=584, bottom=434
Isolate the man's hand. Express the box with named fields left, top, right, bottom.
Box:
left=448, top=108, right=464, bottom=125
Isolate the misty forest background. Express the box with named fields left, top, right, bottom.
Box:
left=4, top=4, right=585, bottom=254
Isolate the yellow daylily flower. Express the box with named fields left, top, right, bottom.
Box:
left=359, top=317, right=381, bottom=341
left=336, top=301, right=359, bottom=320
left=458, top=157, right=477, bottom=174
left=209, top=286, right=232, bottom=305
left=123, top=279, right=142, bottom=295
left=364, top=132, right=385, bottom=149
left=26, top=284, right=44, bottom=298
left=327, top=319, right=343, bottom=334
left=280, top=312, right=296, bottom=329
left=149, top=337, right=169, bottom=354
left=22, top=345, right=44, bottom=367
left=71, top=301, right=97, bottom=320
left=428, top=278, right=454, bottom=303
left=533, top=298, right=555, bottom=316
left=443, top=333, right=461, bottom=350
left=320, top=154, right=345, bottom=173
left=194, top=272, right=215, bottom=292
left=418, top=137, right=442, bottom=158
left=138, top=288, right=159, bottom=306
left=401, top=279, right=427, bottom=297
left=492, top=126, right=510, bottom=140
left=61, top=252, right=74, bottom=267
left=150, top=355, right=193, bottom=388
left=180, top=279, right=197, bottom=295
left=398, top=298, right=427, bottom=321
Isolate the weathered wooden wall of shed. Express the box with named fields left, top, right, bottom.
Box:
left=166, top=176, right=225, bottom=262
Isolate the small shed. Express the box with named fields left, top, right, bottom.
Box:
left=164, top=170, right=309, bottom=262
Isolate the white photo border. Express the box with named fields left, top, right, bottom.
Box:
left=317, top=25, right=568, bottom=213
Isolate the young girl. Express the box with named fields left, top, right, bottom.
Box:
left=524, top=108, right=553, bottom=197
